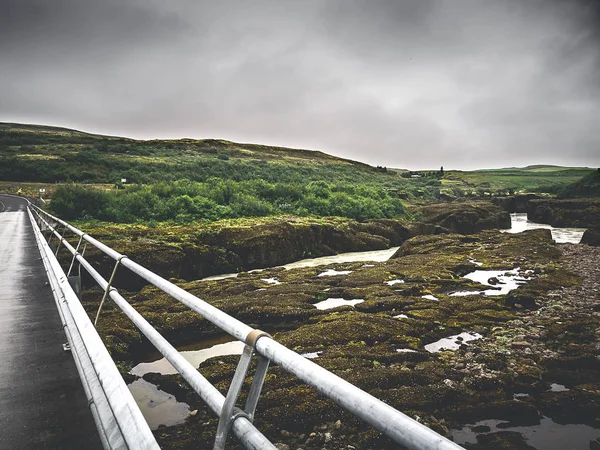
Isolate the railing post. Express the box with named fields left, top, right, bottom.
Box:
left=214, top=330, right=271, bottom=450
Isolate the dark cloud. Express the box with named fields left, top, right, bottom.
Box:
left=1, top=0, right=599, bottom=169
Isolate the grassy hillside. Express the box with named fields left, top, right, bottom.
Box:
left=1, top=122, right=443, bottom=222
left=558, top=168, right=600, bottom=198
left=440, top=166, right=593, bottom=197
left=1, top=122, right=595, bottom=223
left=0, top=122, right=379, bottom=184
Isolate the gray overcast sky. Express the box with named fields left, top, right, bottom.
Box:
left=1, top=0, right=599, bottom=169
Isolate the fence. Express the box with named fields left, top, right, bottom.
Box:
left=28, top=203, right=464, bottom=450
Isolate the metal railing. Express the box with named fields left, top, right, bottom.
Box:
left=28, top=203, right=464, bottom=450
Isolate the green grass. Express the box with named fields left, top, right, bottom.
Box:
left=440, top=167, right=594, bottom=195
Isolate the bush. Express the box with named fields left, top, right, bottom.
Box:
left=50, top=185, right=110, bottom=220
left=47, top=179, right=408, bottom=224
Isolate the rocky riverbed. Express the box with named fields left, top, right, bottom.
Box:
left=81, top=226, right=600, bottom=449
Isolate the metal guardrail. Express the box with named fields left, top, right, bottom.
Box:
left=28, top=203, right=464, bottom=450
left=27, top=206, right=160, bottom=450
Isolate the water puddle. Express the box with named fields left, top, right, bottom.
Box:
left=128, top=336, right=246, bottom=429
left=128, top=379, right=191, bottom=429
left=452, top=416, right=600, bottom=450
left=386, top=279, right=405, bottom=286
left=424, top=332, right=482, bottom=353
left=131, top=339, right=245, bottom=377
left=422, top=294, right=439, bottom=301
left=513, top=393, right=530, bottom=400
left=503, top=213, right=586, bottom=244
left=313, top=298, right=364, bottom=310
left=396, top=348, right=417, bottom=353
left=394, top=314, right=409, bottom=319
left=202, top=272, right=239, bottom=281
left=451, top=268, right=531, bottom=296
left=301, top=351, right=323, bottom=359
left=318, top=269, right=352, bottom=277
left=549, top=383, right=569, bottom=392
left=260, top=277, right=281, bottom=284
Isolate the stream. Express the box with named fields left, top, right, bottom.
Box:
left=503, top=213, right=586, bottom=243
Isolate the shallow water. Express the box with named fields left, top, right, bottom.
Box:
left=503, top=213, right=586, bottom=244
left=128, top=336, right=246, bottom=429
left=128, top=379, right=191, bottom=429
left=282, top=246, right=399, bottom=269
left=424, top=332, right=482, bottom=353
left=318, top=269, right=352, bottom=277
left=451, top=267, right=531, bottom=296
left=130, top=338, right=245, bottom=377
left=313, top=298, right=364, bottom=310
left=301, top=351, right=322, bottom=359
left=261, top=277, right=281, bottom=284
left=452, top=416, right=600, bottom=450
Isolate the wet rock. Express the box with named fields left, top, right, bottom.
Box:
left=536, top=390, right=600, bottom=426
left=464, top=431, right=537, bottom=450
left=581, top=227, right=600, bottom=247
left=492, top=194, right=540, bottom=213
left=412, top=201, right=511, bottom=234
left=527, top=198, right=600, bottom=228
left=511, top=341, right=531, bottom=349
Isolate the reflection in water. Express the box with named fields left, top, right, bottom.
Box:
left=503, top=213, right=585, bottom=244
left=452, top=416, right=600, bottom=450
left=318, top=269, right=352, bottom=277
left=282, top=246, right=399, bottom=269
left=128, top=379, right=191, bottom=429
left=301, top=351, right=323, bottom=359
left=424, top=332, right=482, bottom=353
left=200, top=246, right=399, bottom=281
left=131, top=339, right=245, bottom=377
left=261, top=277, right=281, bottom=284
left=313, top=298, right=364, bottom=310
left=128, top=336, right=246, bottom=429
left=451, top=268, right=531, bottom=296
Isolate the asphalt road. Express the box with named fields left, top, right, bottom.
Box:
left=0, top=195, right=101, bottom=449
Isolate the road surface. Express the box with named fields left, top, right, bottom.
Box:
left=0, top=195, right=101, bottom=449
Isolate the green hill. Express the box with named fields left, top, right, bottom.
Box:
left=1, top=122, right=595, bottom=224
left=1, top=122, right=440, bottom=222
left=0, top=122, right=378, bottom=184
left=559, top=168, right=600, bottom=198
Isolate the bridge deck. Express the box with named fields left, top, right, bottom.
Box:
left=0, top=195, right=102, bottom=449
